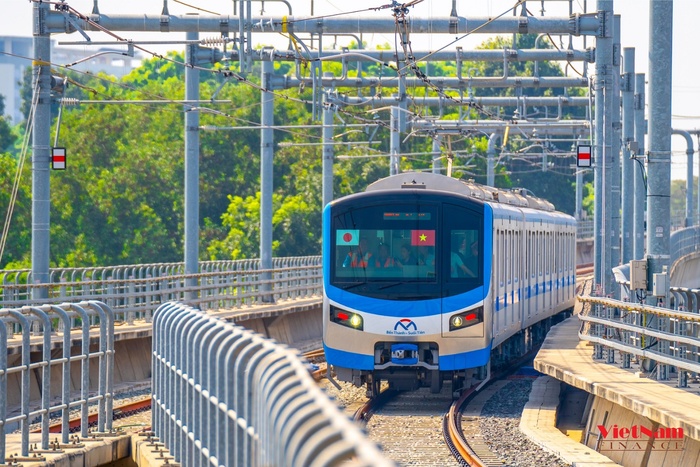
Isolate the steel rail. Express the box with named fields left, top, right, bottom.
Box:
left=30, top=396, right=152, bottom=436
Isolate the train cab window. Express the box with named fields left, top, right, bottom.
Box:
left=330, top=200, right=440, bottom=300
left=329, top=195, right=484, bottom=300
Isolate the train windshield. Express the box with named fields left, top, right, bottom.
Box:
left=330, top=196, right=483, bottom=299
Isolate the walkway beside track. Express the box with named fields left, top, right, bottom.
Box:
left=534, top=316, right=700, bottom=466
left=520, top=375, right=621, bottom=466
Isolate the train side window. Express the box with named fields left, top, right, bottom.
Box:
left=514, top=230, right=520, bottom=283
left=544, top=232, right=552, bottom=275
left=539, top=231, right=543, bottom=276
left=499, top=230, right=504, bottom=284
left=530, top=231, right=534, bottom=277
left=556, top=231, right=560, bottom=274
left=508, top=230, right=513, bottom=285
left=525, top=231, right=529, bottom=279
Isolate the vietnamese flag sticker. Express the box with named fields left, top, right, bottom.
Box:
left=411, top=230, right=435, bottom=246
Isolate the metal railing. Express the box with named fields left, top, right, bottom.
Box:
left=1, top=301, right=115, bottom=462
left=577, top=294, right=700, bottom=387
left=576, top=220, right=594, bottom=240
left=0, top=257, right=322, bottom=320
left=152, top=302, right=393, bottom=467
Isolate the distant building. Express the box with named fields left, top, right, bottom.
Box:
left=0, top=36, right=142, bottom=124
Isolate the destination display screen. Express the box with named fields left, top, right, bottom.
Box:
left=383, top=212, right=431, bottom=221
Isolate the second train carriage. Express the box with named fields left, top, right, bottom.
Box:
left=322, top=172, right=576, bottom=395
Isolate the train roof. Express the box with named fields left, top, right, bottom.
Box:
left=366, top=172, right=557, bottom=213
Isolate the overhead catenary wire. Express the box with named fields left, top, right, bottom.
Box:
left=47, top=0, right=501, bottom=126
left=22, top=0, right=592, bottom=137
left=14, top=0, right=596, bottom=176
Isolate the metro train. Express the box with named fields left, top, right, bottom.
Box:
left=322, top=172, right=576, bottom=395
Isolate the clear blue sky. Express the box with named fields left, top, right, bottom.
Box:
left=3, top=0, right=699, bottom=179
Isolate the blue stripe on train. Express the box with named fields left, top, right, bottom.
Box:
left=324, top=344, right=375, bottom=370
left=439, top=344, right=492, bottom=370
left=325, top=343, right=493, bottom=371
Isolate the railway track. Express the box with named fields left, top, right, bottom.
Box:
left=355, top=364, right=564, bottom=467
left=357, top=386, right=462, bottom=466
left=27, top=394, right=153, bottom=440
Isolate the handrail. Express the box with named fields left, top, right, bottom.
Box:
left=577, top=294, right=700, bottom=387
left=0, top=257, right=323, bottom=321
left=152, top=302, right=393, bottom=466
left=0, top=301, right=115, bottom=461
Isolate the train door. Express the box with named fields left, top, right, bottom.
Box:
left=554, top=230, right=560, bottom=305
left=507, top=229, right=513, bottom=331
left=508, top=228, right=519, bottom=332
left=535, top=231, right=547, bottom=315
left=568, top=231, right=574, bottom=301
left=544, top=231, right=554, bottom=315
left=524, top=229, right=532, bottom=322
left=491, top=227, right=503, bottom=337
left=514, top=227, right=524, bottom=328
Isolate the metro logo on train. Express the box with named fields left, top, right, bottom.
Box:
left=387, top=319, right=425, bottom=336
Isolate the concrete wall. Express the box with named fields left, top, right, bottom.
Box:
left=670, top=251, right=700, bottom=288
left=585, top=396, right=700, bottom=467
left=232, top=308, right=322, bottom=351
left=577, top=239, right=594, bottom=266
left=6, top=339, right=153, bottom=411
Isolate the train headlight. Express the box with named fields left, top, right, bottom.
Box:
left=330, top=305, right=364, bottom=331
left=350, top=314, right=363, bottom=328
left=449, top=306, right=483, bottom=331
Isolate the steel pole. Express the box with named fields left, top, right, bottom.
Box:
left=671, top=130, right=694, bottom=227
left=594, top=1, right=613, bottom=293
left=31, top=1, right=52, bottom=300
left=609, top=15, right=622, bottom=289
left=487, top=133, right=497, bottom=187
left=390, top=106, right=400, bottom=175
left=432, top=135, right=443, bottom=174
left=646, top=0, right=673, bottom=281
left=184, top=32, right=200, bottom=300
left=633, top=73, right=646, bottom=260
left=322, top=91, right=334, bottom=208
left=621, top=47, right=635, bottom=264
left=260, top=60, right=274, bottom=301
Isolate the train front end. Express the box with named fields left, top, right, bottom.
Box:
left=323, top=178, right=493, bottom=394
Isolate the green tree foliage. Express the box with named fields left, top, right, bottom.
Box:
left=0, top=153, right=32, bottom=267
left=208, top=192, right=320, bottom=260
left=582, top=181, right=595, bottom=218
left=0, top=95, right=14, bottom=152
left=48, top=68, right=185, bottom=266
left=671, top=178, right=697, bottom=228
